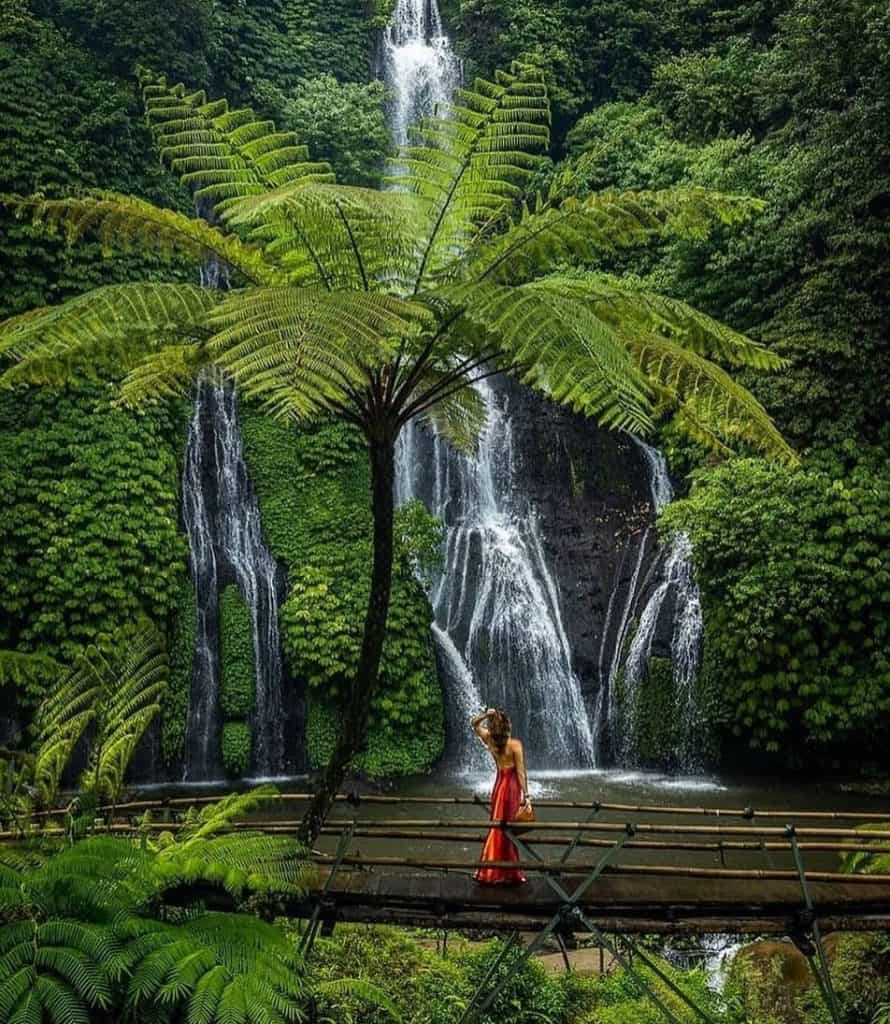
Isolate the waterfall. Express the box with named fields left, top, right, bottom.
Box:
left=385, top=0, right=593, bottom=769
left=181, top=383, right=287, bottom=781
left=614, top=441, right=704, bottom=767
left=182, top=385, right=222, bottom=781
left=382, top=0, right=459, bottom=145
left=399, top=384, right=597, bottom=768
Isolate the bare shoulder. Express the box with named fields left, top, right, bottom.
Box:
left=509, top=737, right=524, bottom=753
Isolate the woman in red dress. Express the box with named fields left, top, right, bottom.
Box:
left=471, top=707, right=529, bottom=884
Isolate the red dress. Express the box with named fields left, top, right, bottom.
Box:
left=474, top=765, right=527, bottom=884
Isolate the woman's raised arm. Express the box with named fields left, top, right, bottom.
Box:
left=471, top=708, right=494, bottom=747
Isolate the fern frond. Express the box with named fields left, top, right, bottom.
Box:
left=33, top=623, right=168, bottom=805
left=172, top=786, right=281, bottom=845
left=390, top=63, right=550, bottom=291
left=140, top=71, right=334, bottom=220
left=0, top=283, right=220, bottom=390
left=83, top=626, right=168, bottom=804
left=407, top=370, right=488, bottom=454
left=3, top=192, right=284, bottom=285
left=205, top=288, right=435, bottom=420
left=157, top=833, right=313, bottom=897
left=315, top=978, right=404, bottom=1022
left=526, top=274, right=796, bottom=462
left=223, top=183, right=426, bottom=292
left=119, top=912, right=307, bottom=1024
left=462, top=188, right=765, bottom=286
left=442, top=280, right=655, bottom=434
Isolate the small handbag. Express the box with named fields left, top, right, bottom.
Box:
left=514, top=798, right=535, bottom=826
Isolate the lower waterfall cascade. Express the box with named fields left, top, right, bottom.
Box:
left=398, top=383, right=598, bottom=769
left=607, top=442, right=705, bottom=768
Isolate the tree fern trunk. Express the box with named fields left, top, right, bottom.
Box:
left=298, top=438, right=395, bottom=845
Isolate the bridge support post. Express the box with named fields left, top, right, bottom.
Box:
left=787, top=826, right=843, bottom=1024
left=299, top=821, right=355, bottom=959
left=509, top=827, right=719, bottom=1024
left=459, top=832, right=632, bottom=1024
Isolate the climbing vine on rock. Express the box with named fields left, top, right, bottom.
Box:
left=0, top=383, right=187, bottom=710
left=663, top=439, right=890, bottom=762
left=220, top=585, right=257, bottom=776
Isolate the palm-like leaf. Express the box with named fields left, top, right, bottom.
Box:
left=121, top=912, right=306, bottom=1024
left=140, top=70, right=334, bottom=220
left=0, top=919, right=120, bottom=1023
left=203, top=288, right=435, bottom=421
left=223, top=182, right=427, bottom=292
left=461, top=187, right=765, bottom=286
left=33, top=623, right=168, bottom=805
left=0, top=283, right=220, bottom=389
left=390, top=63, right=550, bottom=291
left=4, top=192, right=284, bottom=285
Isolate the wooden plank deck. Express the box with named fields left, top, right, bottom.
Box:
left=303, top=869, right=890, bottom=935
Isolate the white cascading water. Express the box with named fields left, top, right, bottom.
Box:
left=181, top=268, right=286, bottom=781
left=382, top=0, right=459, bottom=144
left=398, top=385, right=597, bottom=769
left=385, top=0, right=594, bottom=769
left=615, top=441, right=704, bottom=766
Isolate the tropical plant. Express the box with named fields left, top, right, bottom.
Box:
left=0, top=63, right=793, bottom=840
left=33, top=621, right=167, bottom=806
left=0, top=787, right=317, bottom=1024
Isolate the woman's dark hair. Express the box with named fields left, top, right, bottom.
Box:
left=488, top=709, right=511, bottom=752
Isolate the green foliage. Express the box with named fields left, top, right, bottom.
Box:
left=583, top=955, right=723, bottom=1023
left=220, top=586, right=256, bottom=720
left=663, top=441, right=890, bottom=757
left=221, top=721, right=253, bottom=778
left=443, top=0, right=671, bottom=137
left=258, top=75, right=391, bottom=187
left=240, top=412, right=445, bottom=776
left=162, top=575, right=195, bottom=769
left=219, top=585, right=256, bottom=778
left=39, top=0, right=215, bottom=82
left=0, top=788, right=312, bottom=1024
left=0, top=383, right=187, bottom=672
left=34, top=621, right=168, bottom=804
left=0, top=1, right=191, bottom=321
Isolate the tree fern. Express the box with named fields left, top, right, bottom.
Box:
left=34, top=622, right=168, bottom=805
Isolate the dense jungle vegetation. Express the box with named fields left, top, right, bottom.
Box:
left=1, top=0, right=887, bottom=777
left=0, top=1, right=889, bottom=1022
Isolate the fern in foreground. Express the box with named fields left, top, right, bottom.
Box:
left=34, top=622, right=168, bottom=806
left=0, top=788, right=316, bottom=1024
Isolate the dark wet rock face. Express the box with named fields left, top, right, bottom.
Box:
left=502, top=379, right=672, bottom=757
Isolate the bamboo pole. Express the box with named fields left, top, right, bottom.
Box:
left=317, top=817, right=890, bottom=840
left=5, top=817, right=890, bottom=850
left=1, top=821, right=884, bottom=857
left=310, top=852, right=890, bottom=885
left=28, top=790, right=890, bottom=823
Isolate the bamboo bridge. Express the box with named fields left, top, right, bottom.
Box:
left=12, top=790, right=890, bottom=1023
